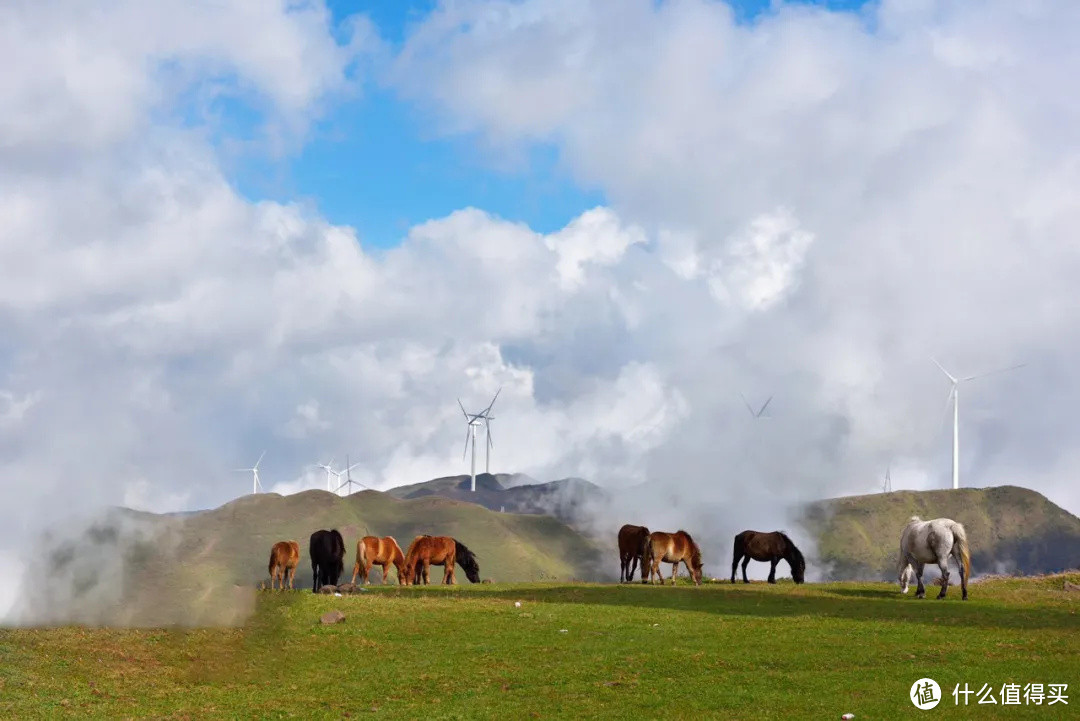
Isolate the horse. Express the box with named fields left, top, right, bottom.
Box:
left=402, top=535, right=481, bottom=585
left=898, top=516, right=970, bottom=600
left=309, top=529, right=346, bottom=593
left=643, top=530, right=703, bottom=585
left=617, top=524, right=650, bottom=583
left=350, top=535, right=406, bottom=585
left=268, top=540, right=300, bottom=590
left=730, top=530, right=806, bottom=585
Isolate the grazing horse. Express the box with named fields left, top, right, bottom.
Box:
left=268, top=540, right=300, bottom=590
left=350, top=535, right=406, bottom=585
left=402, top=535, right=481, bottom=585
left=643, top=530, right=703, bottom=585
left=309, top=529, right=346, bottom=593
left=730, top=530, right=806, bottom=585
left=617, top=524, right=650, bottom=583
left=898, top=516, right=970, bottom=600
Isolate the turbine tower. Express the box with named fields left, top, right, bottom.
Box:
left=932, top=357, right=1025, bottom=490
left=458, top=388, right=501, bottom=492
left=883, top=464, right=892, bottom=494
left=235, top=450, right=266, bottom=495
left=313, top=458, right=339, bottom=492
left=740, top=392, right=773, bottom=419
left=334, top=456, right=364, bottom=496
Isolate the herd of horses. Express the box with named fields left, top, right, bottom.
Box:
left=266, top=515, right=971, bottom=600
left=268, top=530, right=481, bottom=591
left=616, top=516, right=969, bottom=599
left=616, top=525, right=805, bottom=586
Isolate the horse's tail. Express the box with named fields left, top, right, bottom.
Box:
left=454, top=539, right=481, bottom=583
left=952, top=521, right=971, bottom=579
left=268, top=547, right=277, bottom=577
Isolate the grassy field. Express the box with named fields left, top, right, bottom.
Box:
left=2, top=575, right=1078, bottom=720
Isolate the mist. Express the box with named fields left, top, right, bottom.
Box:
left=4, top=0, right=1080, bottom=621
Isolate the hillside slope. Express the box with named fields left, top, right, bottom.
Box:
left=801, top=486, right=1080, bottom=580
left=24, top=490, right=607, bottom=627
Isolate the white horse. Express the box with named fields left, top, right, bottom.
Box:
left=898, top=516, right=970, bottom=600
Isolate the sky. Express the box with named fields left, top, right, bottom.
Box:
left=3, top=0, right=1080, bottom=611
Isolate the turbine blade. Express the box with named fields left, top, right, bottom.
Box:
left=458, top=399, right=470, bottom=420
left=962, top=362, right=1027, bottom=383
left=757, top=396, right=773, bottom=417
left=482, top=387, right=502, bottom=416
left=254, top=450, right=266, bottom=469
left=487, top=425, right=494, bottom=449
left=347, top=462, right=360, bottom=472
left=463, top=427, right=471, bottom=460
left=739, top=392, right=755, bottom=416
left=930, top=357, right=958, bottom=384
left=936, top=387, right=955, bottom=435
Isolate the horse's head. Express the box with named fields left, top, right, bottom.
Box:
left=690, top=546, right=704, bottom=586
left=899, top=562, right=913, bottom=594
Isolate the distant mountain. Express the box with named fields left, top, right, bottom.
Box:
left=801, top=486, right=1080, bottom=580
left=384, top=473, right=612, bottom=532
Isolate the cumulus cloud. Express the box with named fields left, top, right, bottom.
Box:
left=3, top=0, right=1080, bottom=610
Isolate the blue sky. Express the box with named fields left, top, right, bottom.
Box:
left=228, top=0, right=871, bottom=248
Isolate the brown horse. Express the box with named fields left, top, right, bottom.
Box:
left=730, top=530, right=806, bottom=584
left=643, top=530, right=703, bottom=585
left=617, top=524, right=650, bottom=583
left=268, top=540, right=300, bottom=590
left=402, top=535, right=481, bottom=585
left=350, top=535, right=406, bottom=585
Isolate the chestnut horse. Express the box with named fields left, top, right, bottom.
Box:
left=617, top=524, right=650, bottom=583
left=402, top=535, right=481, bottom=585
left=643, top=530, right=703, bottom=585
left=730, top=530, right=806, bottom=584
left=350, top=535, right=406, bottom=585
left=268, top=540, right=300, bottom=590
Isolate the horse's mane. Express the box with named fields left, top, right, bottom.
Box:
left=907, top=515, right=922, bottom=524
left=676, top=529, right=696, bottom=546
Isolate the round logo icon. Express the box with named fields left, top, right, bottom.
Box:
left=910, top=678, right=942, bottom=710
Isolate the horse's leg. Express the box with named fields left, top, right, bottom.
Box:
left=767, top=558, right=778, bottom=584
left=935, top=555, right=950, bottom=600
left=955, top=547, right=968, bottom=601
left=914, top=562, right=926, bottom=599
left=288, top=567, right=296, bottom=590
left=731, top=552, right=740, bottom=583
left=312, top=562, right=319, bottom=592
left=654, top=559, right=665, bottom=585
left=670, top=561, right=678, bottom=584
left=741, top=557, right=751, bottom=584
left=423, top=560, right=431, bottom=585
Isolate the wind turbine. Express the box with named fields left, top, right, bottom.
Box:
left=458, top=388, right=500, bottom=492
left=931, top=357, right=1026, bottom=490
left=883, top=464, right=892, bottom=494
left=740, top=392, right=773, bottom=419
left=235, top=450, right=266, bottom=495
left=312, top=458, right=339, bottom=492
left=334, top=455, right=364, bottom=496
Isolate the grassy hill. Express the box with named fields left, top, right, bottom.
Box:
left=3, top=576, right=1079, bottom=719
left=801, top=486, right=1080, bottom=580
left=23, top=489, right=607, bottom=627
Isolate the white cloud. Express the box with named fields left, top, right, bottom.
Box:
left=3, top=0, right=1080, bottom=606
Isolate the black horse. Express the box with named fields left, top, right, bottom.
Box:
left=730, top=530, right=806, bottom=584
left=309, top=529, right=346, bottom=592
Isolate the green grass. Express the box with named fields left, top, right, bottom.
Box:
left=2, top=576, right=1079, bottom=720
